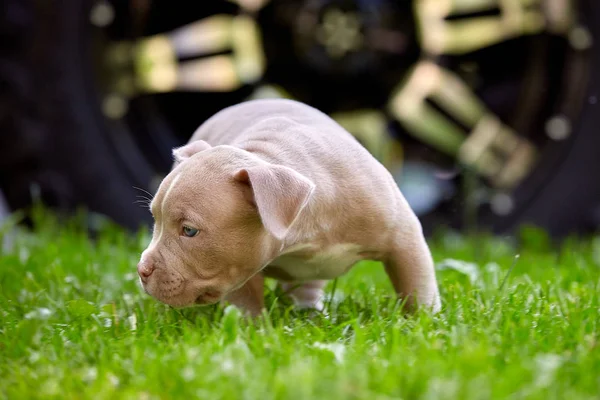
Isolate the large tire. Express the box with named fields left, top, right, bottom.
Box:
left=479, top=0, right=600, bottom=237
left=1, top=0, right=599, bottom=237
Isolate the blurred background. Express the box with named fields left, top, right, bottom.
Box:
left=0, top=0, right=599, bottom=238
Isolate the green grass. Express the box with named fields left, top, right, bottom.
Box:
left=1, top=209, right=599, bottom=400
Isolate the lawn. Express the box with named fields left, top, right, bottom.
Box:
left=1, top=209, right=599, bottom=400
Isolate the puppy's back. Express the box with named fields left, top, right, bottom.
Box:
left=188, top=99, right=356, bottom=145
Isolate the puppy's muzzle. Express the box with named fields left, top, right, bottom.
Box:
left=137, top=260, right=155, bottom=283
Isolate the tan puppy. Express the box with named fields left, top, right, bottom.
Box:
left=137, top=99, right=441, bottom=316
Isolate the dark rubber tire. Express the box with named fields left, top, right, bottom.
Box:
left=485, top=0, right=600, bottom=237
left=1, top=0, right=599, bottom=237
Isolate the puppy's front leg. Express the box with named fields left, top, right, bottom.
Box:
left=224, top=273, right=265, bottom=317
left=384, top=231, right=441, bottom=314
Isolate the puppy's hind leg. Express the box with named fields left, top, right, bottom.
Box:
left=280, top=280, right=327, bottom=311
left=383, top=226, right=441, bottom=314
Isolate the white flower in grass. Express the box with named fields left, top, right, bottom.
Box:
left=534, top=353, right=563, bottom=388
left=312, top=342, right=346, bottom=363
left=58, top=330, right=73, bottom=347
left=209, top=340, right=250, bottom=375
left=127, top=314, right=137, bottom=331
left=181, top=366, right=196, bottom=381
left=124, top=272, right=136, bottom=281
left=186, top=347, right=200, bottom=359
left=209, top=352, right=236, bottom=374
left=107, top=373, right=120, bottom=387
left=123, top=293, right=134, bottom=306
left=222, top=304, right=241, bottom=318
left=24, top=307, right=52, bottom=320
left=83, top=367, right=98, bottom=382
left=18, top=289, right=32, bottom=303
left=221, top=358, right=235, bottom=372
left=20, top=248, right=30, bottom=263
left=28, top=351, right=41, bottom=363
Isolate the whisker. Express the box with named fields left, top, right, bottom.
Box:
left=136, top=195, right=152, bottom=202
left=133, top=186, right=154, bottom=199
left=133, top=200, right=152, bottom=210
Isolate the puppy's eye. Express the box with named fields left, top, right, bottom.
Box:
left=182, top=226, right=200, bottom=237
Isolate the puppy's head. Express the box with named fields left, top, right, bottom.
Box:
left=137, top=140, right=315, bottom=308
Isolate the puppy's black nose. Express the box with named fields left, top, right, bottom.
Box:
left=137, top=261, right=155, bottom=283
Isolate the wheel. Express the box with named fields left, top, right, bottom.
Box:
left=1, top=0, right=599, bottom=237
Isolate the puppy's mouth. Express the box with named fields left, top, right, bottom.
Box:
left=194, top=275, right=257, bottom=305
left=194, top=289, right=222, bottom=305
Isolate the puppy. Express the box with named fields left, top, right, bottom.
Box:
left=137, top=99, right=441, bottom=316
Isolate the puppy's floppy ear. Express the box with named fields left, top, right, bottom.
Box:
left=172, top=140, right=212, bottom=164
left=234, top=164, right=315, bottom=241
